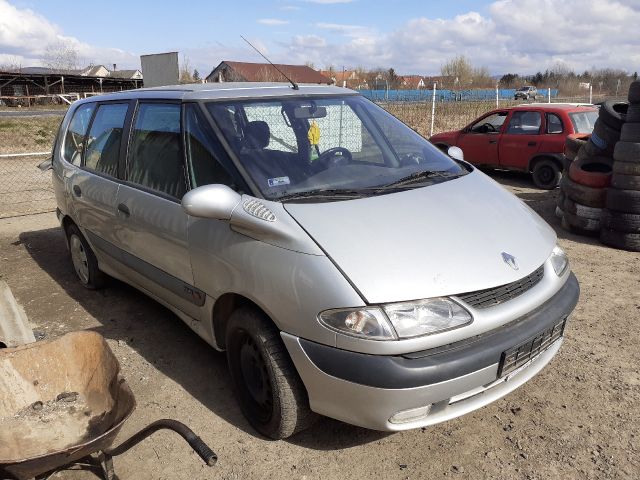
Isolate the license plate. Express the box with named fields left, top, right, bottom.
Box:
left=498, top=318, right=566, bottom=378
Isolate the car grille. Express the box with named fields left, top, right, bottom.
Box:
left=457, top=265, right=545, bottom=309
left=498, top=317, right=566, bottom=377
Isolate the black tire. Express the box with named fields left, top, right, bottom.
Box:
left=611, top=173, right=640, bottom=190
left=606, top=188, right=640, bottom=213
left=621, top=123, right=640, bottom=142
left=613, top=161, right=640, bottom=175
left=225, top=307, right=316, bottom=439
left=560, top=176, right=607, bottom=208
left=531, top=159, right=561, bottom=189
left=556, top=187, right=566, bottom=209
left=583, top=138, right=608, bottom=158
left=600, top=229, right=640, bottom=252
left=599, top=101, right=628, bottom=130
left=563, top=198, right=603, bottom=220
left=555, top=206, right=564, bottom=219
left=613, top=141, right=640, bottom=164
left=562, top=213, right=600, bottom=236
left=65, top=224, right=106, bottom=289
left=629, top=81, right=640, bottom=104
left=561, top=154, right=572, bottom=170
left=591, top=119, right=620, bottom=151
left=626, top=104, right=640, bottom=123
left=601, top=210, right=640, bottom=233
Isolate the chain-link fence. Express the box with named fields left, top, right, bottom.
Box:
left=0, top=154, right=55, bottom=219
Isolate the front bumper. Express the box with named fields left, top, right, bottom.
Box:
left=282, top=273, right=579, bottom=431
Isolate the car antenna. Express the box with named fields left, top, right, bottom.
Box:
left=240, top=35, right=299, bottom=90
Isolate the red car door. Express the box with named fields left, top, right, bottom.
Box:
left=498, top=110, right=543, bottom=170
left=457, top=111, right=508, bottom=165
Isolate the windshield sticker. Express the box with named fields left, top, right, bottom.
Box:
left=268, top=176, right=290, bottom=187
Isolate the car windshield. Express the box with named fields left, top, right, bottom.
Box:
left=569, top=110, right=599, bottom=133
left=206, top=95, right=466, bottom=201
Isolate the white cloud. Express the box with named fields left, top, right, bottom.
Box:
left=305, top=0, right=355, bottom=4
left=279, top=5, right=300, bottom=10
left=258, top=18, right=290, bottom=26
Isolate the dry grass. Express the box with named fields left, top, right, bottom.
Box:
left=0, top=116, right=62, bottom=154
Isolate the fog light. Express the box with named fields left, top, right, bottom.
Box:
left=389, top=405, right=431, bottom=424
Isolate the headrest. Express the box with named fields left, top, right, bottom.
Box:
left=244, top=121, right=270, bottom=149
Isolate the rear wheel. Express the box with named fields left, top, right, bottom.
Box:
left=532, top=159, right=561, bottom=189
left=226, top=307, right=315, bottom=439
left=65, top=224, right=105, bottom=289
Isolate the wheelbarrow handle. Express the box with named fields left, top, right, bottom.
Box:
left=103, top=419, right=217, bottom=467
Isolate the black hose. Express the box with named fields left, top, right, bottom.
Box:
left=104, top=419, right=217, bottom=467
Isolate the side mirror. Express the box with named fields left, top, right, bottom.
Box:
left=447, top=146, right=464, bottom=161
left=181, top=184, right=241, bottom=220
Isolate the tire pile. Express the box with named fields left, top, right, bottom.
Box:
left=556, top=81, right=640, bottom=252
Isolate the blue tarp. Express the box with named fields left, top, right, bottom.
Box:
left=359, top=88, right=559, bottom=102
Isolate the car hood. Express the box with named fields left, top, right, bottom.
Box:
left=283, top=169, right=556, bottom=304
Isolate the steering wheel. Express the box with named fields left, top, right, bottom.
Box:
left=482, top=122, right=497, bottom=133
left=311, top=147, right=353, bottom=173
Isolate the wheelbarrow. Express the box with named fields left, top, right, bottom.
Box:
left=0, top=331, right=217, bottom=479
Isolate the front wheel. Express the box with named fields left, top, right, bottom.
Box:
left=532, top=159, right=561, bottom=190
left=226, top=307, right=316, bottom=439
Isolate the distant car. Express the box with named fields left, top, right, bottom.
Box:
left=515, top=86, right=538, bottom=100
left=430, top=104, right=599, bottom=189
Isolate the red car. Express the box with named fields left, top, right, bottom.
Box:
left=430, top=104, right=598, bottom=189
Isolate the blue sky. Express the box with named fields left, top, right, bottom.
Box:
left=2, top=0, right=640, bottom=76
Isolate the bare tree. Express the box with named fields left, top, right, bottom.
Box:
left=42, top=41, right=79, bottom=71
left=441, top=55, right=474, bottom=88
left=179, top=55, right=194, bottom=83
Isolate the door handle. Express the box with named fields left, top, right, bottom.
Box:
left=117, top=203, right=130, bottom=217
left=72, top=185, right=81, bottom=197
left=489, top=140, right=497, bottom=144
left=528, top=141, right=537, bottom=146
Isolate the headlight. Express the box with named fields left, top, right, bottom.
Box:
left=319, top=307, right=397, bottom=340
left=549, top=246, right=569, bottom=277
left=384, top=298, right=472, bottom=338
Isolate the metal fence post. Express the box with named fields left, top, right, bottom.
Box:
left=589, top=84, right=593, bottom=104
left=496, top=84, right=499, bottom=107
left=430, top=82, right=436, bottom=137
left=548, top=88, right=551, bottom=104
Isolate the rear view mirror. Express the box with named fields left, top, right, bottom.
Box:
left=447, top=146, right=464, bottom=161
left=37, top=157, right=53, bottom=171
left=293, top=106, right=327, bottom=119
left=181, top=184, right=241, bottom=220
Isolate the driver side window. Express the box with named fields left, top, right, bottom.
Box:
left=470, top=112, right=508, bottom=134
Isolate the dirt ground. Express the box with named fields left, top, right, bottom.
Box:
left=0, top=172, right=639, bottom=480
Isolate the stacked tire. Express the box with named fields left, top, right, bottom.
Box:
left=558, top=100, right=628, bottom=235
left=601, top=81, right=640, bottom=251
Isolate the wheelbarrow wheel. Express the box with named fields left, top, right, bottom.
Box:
left=65, top=223, right=106, bottom=289
left=226, top=307, right=316, bottom=439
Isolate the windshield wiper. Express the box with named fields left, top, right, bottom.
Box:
left=277, top=188, right=372, bottom=202
left=379, top=170, right=460, bottom=189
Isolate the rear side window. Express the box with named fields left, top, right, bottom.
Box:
left=506, top=111, right=541, bottom=135
left=546, top=113, right=563, bottom=134
left=570, top=111, right=598, bottom=134
left=184, top=103, right=234, bottom=188
left=84, top=103, right=129, bottom=176
left=127, top=103, right=185, bottom=199
left=63, top=103, right=95, bottom=165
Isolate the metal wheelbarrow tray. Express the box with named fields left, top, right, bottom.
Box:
left=0, top=331, right=216, bottom=480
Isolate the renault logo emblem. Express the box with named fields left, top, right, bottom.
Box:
left=501, top=252, right=519, bottom=270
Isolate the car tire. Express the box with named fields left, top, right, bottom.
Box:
left=65, top=224, right=106, bottom=289
left=591, top=119, right=621, bottom=151
left=569, top=156, right=612, bottom=188
left=583, top=138, right=608, bottom=157
left=626, top=104, right=640, bottom=123
left=563, top=198, right=603, bottom=220
left=599, top=101, right=628, bottom=130
left=555, top=206, right=564, bottom=218
left=628, top=80, right=640, bottom=104
left=613, top=141, right=640, bottom=163
left=600, top=228, right=640, bottom=252
left=532, top=159, right=561, bottom=189
left=561, top=176, right=607, bottom=208
left=225, top=307, right=316, bottom=439
left=613, top=161, right=640, bottom=175
left=601, top=210, right=640, bottom=233
left=562, top=212, right=600, bottom=235
left=605, top=188, right=640, bottom=213
left=611, top=173, right=640, bottom=190
left=620, top=122, right=640, bottom=142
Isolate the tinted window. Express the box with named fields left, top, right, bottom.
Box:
left=84, top=103, right=128, bottom=176
left=470, top=112, right=507, bottom=133
left=506, top=111, right=541, bottom=135
left=184, top=103, right=234, bottom=188
left=128, top=103, right=185, bottom=199
left=546, top=113, right=563, bottom=134
left=63, top=103, right=95, bottom=165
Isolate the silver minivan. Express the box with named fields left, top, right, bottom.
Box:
left=52, top=83, right=579, bottom=439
